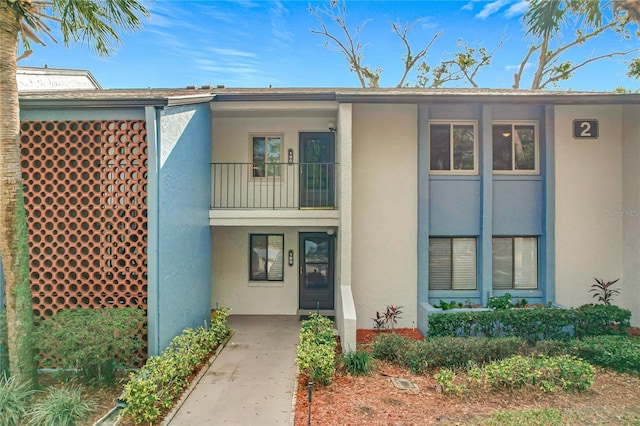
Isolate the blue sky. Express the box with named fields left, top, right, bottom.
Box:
left=19, top=0, right=640, bottom=91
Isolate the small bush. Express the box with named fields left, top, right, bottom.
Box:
left=370, top=332, right=412, bottom=363
left=0, top=377, right=35, bottom=426
left=341, top=350, right=374, bottom=376
left=571, top=335, right=640, bottom=375
left=120, top=308, right=230, bottom=425
left=35, top=307, right=145, bottom=383
left=485, top=408, right=563, bottom=426
left=27, top=383, right=95, bottom=426
left=296, top=314, right=336, bottom=385
left=483, top=355, right=595, bottom=393
left=371, top=334, right=526, bottom=374
left=573, top=304, right=631, bottom=338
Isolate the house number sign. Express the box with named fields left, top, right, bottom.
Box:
left=573, top=119, right=599, bottom=139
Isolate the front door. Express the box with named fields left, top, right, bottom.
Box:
left=299, top=132, right=335, bottom=208
left=299, top=233, right=334, bottom=310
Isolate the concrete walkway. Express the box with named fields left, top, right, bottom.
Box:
left=167, top=315, right=301, bottom=426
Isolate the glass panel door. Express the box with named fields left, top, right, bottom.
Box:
left=299, top=233, right=334, bottom=310
left=299, top=132, right=335, bottom=208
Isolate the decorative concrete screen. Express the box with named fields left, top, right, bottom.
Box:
left=20, top=120, right=148, bottom=324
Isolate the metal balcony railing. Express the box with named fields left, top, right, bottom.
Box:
left=211, top=162, right=338, bottom=209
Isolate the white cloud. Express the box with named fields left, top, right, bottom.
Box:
left=461, top=2, right=474, bottom=11
left=505, top=62, right=532, bottom=71
left=504, top=1, right=529, bottom=18
left=475, top=0, right=511, bottom=19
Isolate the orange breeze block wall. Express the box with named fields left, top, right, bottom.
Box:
left=20, top=120, right=149, bottom=352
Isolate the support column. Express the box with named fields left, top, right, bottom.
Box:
left=479, top=105, right=494, bottom=306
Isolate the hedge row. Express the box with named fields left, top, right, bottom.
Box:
left=296, top=314, right=336, bottom=385
left=120, top=308, right=230, bottom=425
left=428, top=304, right=631, bottom=343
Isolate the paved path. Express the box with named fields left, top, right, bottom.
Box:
left=167, top=315, right=301, bottom=426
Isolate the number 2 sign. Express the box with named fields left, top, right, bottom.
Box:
left=573, top=119, right=599, bottom=139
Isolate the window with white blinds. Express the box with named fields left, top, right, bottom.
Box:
left=492, top=237, right=538, bottom=290
left=429, top=238, right=477, bottom=290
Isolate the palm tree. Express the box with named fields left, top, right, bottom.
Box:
left=513, top=0, right=639, bottom=89
left=0, top=0, right=148, bottom=388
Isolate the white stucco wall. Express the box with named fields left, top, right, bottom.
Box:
left=211, top=227, right=300, bottom=314
left=555, top=105, right=626, bottom=311
left=351, top=104, right=418, bottom=329
left=621, top=105, right=640, bottom=327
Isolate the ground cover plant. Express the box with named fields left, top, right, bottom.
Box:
left=296, top=313, right=336, bottom=385
left=35, top=307, right=145, bottom=383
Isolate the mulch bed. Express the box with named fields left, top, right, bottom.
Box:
left=293, top=328, right=640, bottom=425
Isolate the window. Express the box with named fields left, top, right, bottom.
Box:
left=250, top=234, right=284, bottom=281
left=429, top=237, right=477, bottom=290
left=492, top=123, right=537, bottom=172
left=429, top=122, right=476, bottom=173
left=251, top=134, right=282, bottom=177
left=492, top=237, right=538, bottom=290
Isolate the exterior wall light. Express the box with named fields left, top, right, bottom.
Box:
left=288, top=249, right=294, bottom=266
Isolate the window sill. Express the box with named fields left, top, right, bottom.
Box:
left=248, top=281, right=284, bottom=288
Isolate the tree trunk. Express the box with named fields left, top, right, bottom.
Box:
left=0, top=2, right=38, bottom=388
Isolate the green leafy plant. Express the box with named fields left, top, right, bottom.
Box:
left=428, top=304, right=630, bottom=343
left=482, top=355, right=595, bottom=393
left=485, top=408, right=564, bottom=426
left=487, top=293, right=513, bottom=310
left=120, top=308, right=230, bottom=425
left=27, top=383, right=95, bottom=426
left=296, top=313, right=336, bottom=386
left=571, top=336, right=640, bottom=375
left=371, top=311, right=386, bottom=330
left=0, top=376, right=35, bottom=426
left=434, top=300, right=458, bottom=310
left=341, top=350, right=374, bottom=376
left=515, top=298, right=529, bottom=308
left=370, top=332, right=412, bottom=363
left=35, top=307, right=145, bottom=383
left=589, top=277, right=620, bottom=305
left=434, top=368, right=466, bottom=396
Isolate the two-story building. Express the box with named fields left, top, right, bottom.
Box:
left=5, top=86, right=639, bottom=354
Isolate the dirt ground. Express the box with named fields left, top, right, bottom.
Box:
left=293, top=329, right=640, bottom=426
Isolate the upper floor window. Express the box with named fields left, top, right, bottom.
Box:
left=492, top=236, right=538, bottom=290
left=251, top=134, right=282, bottom=178
left=492, top=123, right=538, bottom=173
left=429, top=237, right=477, bottom=290
left=429, top=122, right=477, bottom=173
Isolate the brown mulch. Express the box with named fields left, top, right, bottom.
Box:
left=293, top=328, right=640, bottom=426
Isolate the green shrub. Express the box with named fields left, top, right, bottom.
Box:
left=484, top=408, right=563, bottom=426
left=0, top=376, right=35, bottom=426
left=296, top=314, right=336, bottom=385
left=370, top=332, right=412, bottom=363
left=532, top=339, right=570, bottom=356
left=571, top=335, right=640, bottom=375
left=371, top=334, right=526, bottom=374
left=434, top=368, right=466, bottom=396
left=483, top=355, right=595, bottom=393
left=573, top=304, right=631, bottom=338
left=27, top=383, right=95, bottom=426
left=341, top=350, right=374, bottom=376
left=120, top=308, right=230, bottom=425
left=428, top=304, right=630, bottom=343
left=35, top=307, right=145, bottom=383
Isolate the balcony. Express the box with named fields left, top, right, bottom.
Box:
left=211, top=162, right=338, bottom=210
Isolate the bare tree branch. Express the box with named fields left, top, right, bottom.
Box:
left=389, top=18, right=442, bottom=88
left=539, top=48, right=640, bottom=88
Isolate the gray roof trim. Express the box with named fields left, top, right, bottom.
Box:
left=19, top=94, right=215, bottom=110
left=212, top=92, right=337, bottom=102
left=334, top=92, right=640, bottom=105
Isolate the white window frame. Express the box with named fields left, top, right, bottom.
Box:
left=492, top=121, right=539, bottom=174
left=429, top=121, right=478, bottom=175
left=249, top=133, right=284, bottom=180
left=429, top=237, right=477, bottom=290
